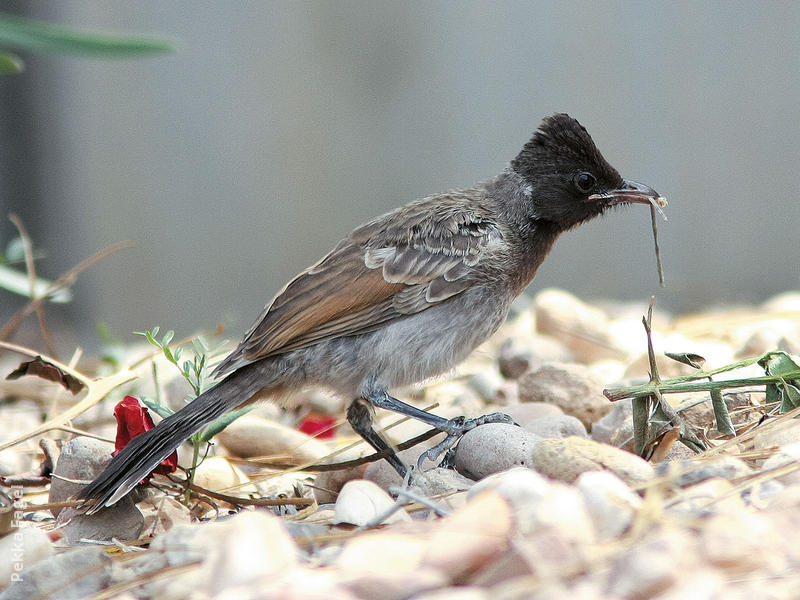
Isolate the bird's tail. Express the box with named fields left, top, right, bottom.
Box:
left=77, top=363, right=265, bottom=513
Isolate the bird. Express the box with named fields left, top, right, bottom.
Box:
left=78, top=113, right=664, bottom=512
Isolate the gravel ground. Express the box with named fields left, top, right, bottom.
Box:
left=2, top=288, right=800, bottom=599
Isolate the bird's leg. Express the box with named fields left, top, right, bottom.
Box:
left=346, top=398, right=408, bottom=478
left=362, top=391, right=514, bottom=470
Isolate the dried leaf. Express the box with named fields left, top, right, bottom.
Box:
left=6, top=356, right=84, bottom=393
left=642, top=426, right=680, bottom=462
left=665, top=352, right=706, bottom=370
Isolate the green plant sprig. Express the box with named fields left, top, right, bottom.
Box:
left=135, top=327, right=251, bottom=503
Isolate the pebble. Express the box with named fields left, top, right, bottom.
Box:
left=517, top=363, right=611, bottom=429
left=465, top=370, right=515, bottom=404
left=605, top=527, right=693, bottom=599
left=0, top=545, right=111, bottom=600
left=0, top=449, right=29, bottom=477
left=334, top=531, right=446, bottom=600
left=501, top=401, right=564, bottom=426
left=48, top=436, right=114, bottom=517
left=534, top=288, right=626, bottom=362
left=532, top=437, right=654, bottom=485
left=364, top=446, right=434, bottom=491
left=55, top=496, right=144, bottom=545
left=760, top=442, right=800, bottom=486
left=590, top=399, right=633, bottom=451
left=453, top=423, right=540, bottom=480
left=313, top=445, right=371, bottom=504
left=146, top=510, right=298, bottom=598
left=333, top=480, right=411, bottom=526
left=655, top=455, right=752, bottom=487
left=667, top=478, right=745, bottom=517
left=137, top=496, right=193, bottom=538
left=753, top=419, right=800, bottom=450
left=497, top=334, right=574, bottom=379
left=468, top=466, right=550, bottom=506
left=576, top=471, right=641, bottom=541
left=0, top=527, right=53, bottom=587
left=192, top=455, right=258, bottom=495
left=413, top=587, right=489, bottom=600
left=215, top=415, right=331, bottom=464
left=521, top=414, right=587, bottom=439
left=425, top=491, right=513, bottom=579
left=701, top=512, right=777, bottom=571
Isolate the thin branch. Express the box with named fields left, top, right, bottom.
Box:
left=0, top=240, right=134, bottom=350
left=8, top=214, right=58, bottom=357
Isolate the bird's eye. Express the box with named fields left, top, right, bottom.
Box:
left=573, top=172, right=597, bottom=193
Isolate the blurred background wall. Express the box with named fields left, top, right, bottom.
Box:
left=1, top=1, right=799, bottom=353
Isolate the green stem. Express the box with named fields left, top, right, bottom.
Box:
left=605, top=370, right=800, bottom=402
left=185, top=437, right=201, bottom=506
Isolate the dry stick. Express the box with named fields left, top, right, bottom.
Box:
left=8, top=214, right=58, bottom=358
left=165, top=474, right=314, bottom=507
left=0, top=240, right=134, bottom=353
left=649, top=203, right=666, bottom=287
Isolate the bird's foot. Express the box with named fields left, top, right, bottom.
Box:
left=416, top=412, right=515, bottom=469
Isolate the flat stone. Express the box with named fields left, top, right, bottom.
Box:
left=55, top=496, right=144, bottom=544
left=215, top=415, right=331, bottom=464
left=532, top=437, right=654, bottom=485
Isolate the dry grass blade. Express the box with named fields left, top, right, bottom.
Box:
left=649, top=202, right=666, bottom=287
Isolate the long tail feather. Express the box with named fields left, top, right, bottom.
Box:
left=77, top=363, right=265, bottom=513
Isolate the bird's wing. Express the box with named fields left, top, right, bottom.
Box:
left=213, top=192, right=502, bottom=375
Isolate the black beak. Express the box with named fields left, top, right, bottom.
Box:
left=589, top=179, right=667, bottom=208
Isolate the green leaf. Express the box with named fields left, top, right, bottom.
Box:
left=198, top=406, right=253, bottom=443
left=758, top=351, right=800, bottom=377
left=780, top=381, right=800, bottom=412
left=0, top=51, right=23, bottom=73
left=765, top=383, right=780, bottom=405
left=710, top=389, right=735, bottom=436
left=161, top=330, right=174, bottom=347
left=144, top=331, right=158, bottom=347
left=0, top=264, right=72, bottom=302
left=0, top=13, right=175, bottom=57
left=162, top=345, right=175, bottom=363
left=664, top=352, right=706, bottom=370
left=140, top=397, right=174, bottom=419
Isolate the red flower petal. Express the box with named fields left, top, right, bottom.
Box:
left=298, top=414, right=337, bottom=439
left=112, top=396, right=178, bottom=484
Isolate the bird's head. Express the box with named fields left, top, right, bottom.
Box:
left=511, top=113, right=664, bottom=230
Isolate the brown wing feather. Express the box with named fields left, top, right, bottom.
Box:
left=213, top=191, right=502, bottom=376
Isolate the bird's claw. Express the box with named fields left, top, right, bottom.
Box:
left=417, top=411, right=515, bottom=469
